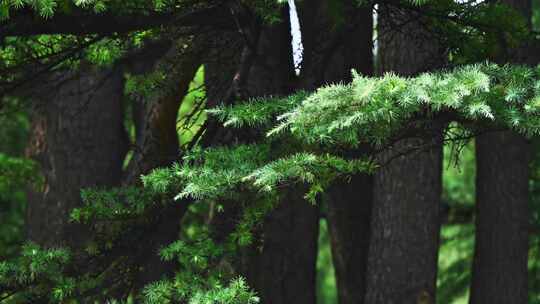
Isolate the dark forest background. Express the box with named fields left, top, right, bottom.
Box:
left=2, top=0, right=540, bottom=303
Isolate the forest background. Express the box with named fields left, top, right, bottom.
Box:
left=2, top=0, right=540, bottom=303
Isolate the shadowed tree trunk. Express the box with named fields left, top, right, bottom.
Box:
left=470, top=131, right=530, bottom=304
left=206, top=3, right=375, bottom=303
left=122, top=39, right=206, bottom=290
left=203, top=7, right=319, bottom=303
left=26, top=37, right=205, bottom=295
left=123, top=40, right=203, bottom=184
left=325, top=173, right=373, bottom=304
left=26, top=65, right=128, bottom=248
left=318, top=4, right=375, bottom=304
left=298, top=0, right=373, bottom=88
left=248, top=189, right=319, bottom=304
left=365, top=132, right=444, bottom=304
left=365, top=5, right=447, bottom=303
left=326, top=175, right=373, bottom=304
left=469, top=0, right=532, bottom=302
left=245, top=3, right=376, bottom=303
left=242, top=12, right=319, bottom=304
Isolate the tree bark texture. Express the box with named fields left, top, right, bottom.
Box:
left=203, top=8, right=319, bottom=303
left=316, top=3, right=375, bottom=304
left=244, top=3, right=376, bottom=303
left=366, top=134, right=444, bottom=304
left=365, top=5, right=446, bottom=304
left=325, top=173, right=373, bottom=304
left=298, top=0, right=374, bottom=89
left=123, top=39, right=205, bottom=290
left=470, top=131, right=530, bottom=304
left=123, top=39, right=204, bottom=184
left=375, top=5, right=447, bottom=76
left=26, top=65, right=128, bottom=248
left=244, top=191, right=319, bottom=304
left=239, top=12, right=319, bottom=304
left=469, top=0, right=532, bottom=302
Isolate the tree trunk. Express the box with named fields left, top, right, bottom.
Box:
left=470, top=131, right=530, bottom=304
left=241, top=13, right=320, bottom=304
left=123, top=40, right=203, bottom=184
left=325, top=174, right=373, bottom=304
left=318, top=4, right=375, bottom=304
left=202, top=8, right=319, bottom=303
left=469, top=1, right=532, bottom=302
left=245, top=190, right=319, bottom=304
left=298, top=0, right=373, bottom=88
left=365, top=5, right=446, bottom=303
left=246, top=3, right=376, bottom=303
left=366, top=134, right=444, bottom=304
left=26, top=65, right=128, bottom=248
left=122, top=39, right=205, bottom=290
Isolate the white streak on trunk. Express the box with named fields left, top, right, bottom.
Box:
left=288, top=0, right=303, bottom=76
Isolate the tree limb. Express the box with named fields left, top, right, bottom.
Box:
left=0, top=5, right=233, bottom=38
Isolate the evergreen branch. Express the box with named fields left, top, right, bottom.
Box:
left=266, top=63, right=540, bottom=146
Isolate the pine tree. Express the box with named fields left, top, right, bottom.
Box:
left=470, top=0, right=534, bottom=302
left=26, top=65, right=128, bottom=248
left=363, top=4, right=447, bottom=303
left=315, top=2, right=375, bottom=304
left=1, top=1, right=540, bottom=303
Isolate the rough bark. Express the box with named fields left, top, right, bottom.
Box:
left=375, top=6, right=447, bottom=76
left=298, top=0, right=373, bottom=88
left=203, top=9, right=319, bottom=303
left=123, top=41, right=203, bottom=184
left=470, top=131, right=530, bottom=304
left=241, top=14, right=319, bottom=304
left=365, top=132, right=444, bottom=304
left=122, top=39, right=205, bottom=289
left=469, top=0, right=532, bottom=302
left=243, top=4, right=376, bottom=303
left=245, top=3, right=379, bottom=302
left=365, top=5, right=446, bottom=304
left=325, top=173, right=373, bottom=304
left=244, top=190, right=319, bottom=304
left=26, top=65, right=128, bottom=248
left=318, top=4, right=375, bottom=304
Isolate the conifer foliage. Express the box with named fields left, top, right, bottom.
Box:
left=1, top=0, right=540, bottom=303
left=6, top=62, right=538, bottom=302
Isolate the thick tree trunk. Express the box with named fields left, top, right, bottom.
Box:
left=242, top=14, right=320, bottom=304
left=245, top=3, right=376, bottom=303
left=122, top=40, right=205, bottom=290
left=123, top=41, right=203, bottom=184
left=365, top=133, right=444, bottom=304
left=298, top=0, right=373, bottom=88
left=245, top=191, right=319, bottom=304
left=208, top=3, right=376, bottom=302
left=469, top=1, right=532, bottom=302
left=319, top=4, right=375, bottom=304
left=203, top=9, right=319, bottom=303
left=325, top=174, right=373, bottom=304
left=470, top=131, right=530, bottom=304
left=365, top=5, right=446, bottom=303
left=26, top=65, right=128, bottom=248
